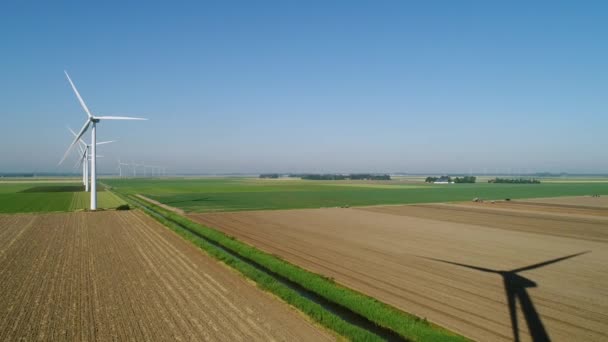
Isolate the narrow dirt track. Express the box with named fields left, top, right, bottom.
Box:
left=0, top=211, right=333, bottom=341
left=190, top=203, right=608, bottom=342
left=136, top=194, right=186, bottom=214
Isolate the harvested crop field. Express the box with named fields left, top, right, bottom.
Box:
left=0, top=211, right=332, bottom=341
left=190, top=201, right=608, bottom=342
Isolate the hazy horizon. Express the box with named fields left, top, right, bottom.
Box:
left=1, top=1, right=607, bottom=174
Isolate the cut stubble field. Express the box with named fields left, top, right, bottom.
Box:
left=190, top=198, right=608, bottom=342
left=0, top=210, right=332, bottom=341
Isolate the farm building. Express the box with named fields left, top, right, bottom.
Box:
left=434, top=176, right=453, bottom=184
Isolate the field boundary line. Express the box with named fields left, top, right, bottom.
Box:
left=135, top=194, right=185, bottom=214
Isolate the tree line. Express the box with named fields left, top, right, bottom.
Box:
left=259, top=174, right=280, bottom=179
left=260, top=173, right=391, bottom=180
left=489, top=178, right=541, bottom=184
left=292, top=174, right=391, bottom=181
left=454, top=176, right=476, bottom=183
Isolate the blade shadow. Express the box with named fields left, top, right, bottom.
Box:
left=424, top=251, right=589, bottom=342
left=510, top=251, right=589, bottom=273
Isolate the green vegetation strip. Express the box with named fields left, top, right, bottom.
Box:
left=124, top=194, right=383, bottom=341
left=123, top=193, right=468, bottom=342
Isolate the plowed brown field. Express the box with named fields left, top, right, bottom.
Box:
left=0, top=211, right=332, bottom=341
left=190, top=201, right=608, bottom=342
left=518, top=195, right=608, bottom=209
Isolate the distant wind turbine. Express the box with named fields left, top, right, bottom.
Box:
left=117, top=159, right=130, bottom=177
left=59, top=71, right=147, bottom=210
left=68, top=127, right=114, bottom=192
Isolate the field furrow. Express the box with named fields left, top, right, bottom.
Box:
left=0, top=211, right=332, bottom=341
left=190, top=200, right=608, bottom=342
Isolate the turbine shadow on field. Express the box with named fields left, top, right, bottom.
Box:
left=424, top=251, right=589, bottom=342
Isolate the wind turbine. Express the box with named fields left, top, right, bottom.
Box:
left=134, top=162, right=146, bottom=177
left=68, top=127, right=114, bottom=192
left=59, top=71, right=147, bottom=210
left=132, top=161, right=137, bottom=177
left=74, top=144, right=87, bottom=188
left=117, top=159, right=129, bottom=177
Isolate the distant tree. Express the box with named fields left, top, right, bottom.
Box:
left=489, top=178, right=540, bottom=184
left=454, top=176, right=476, bottom=183
left=299, top=173, right=391, bottom=181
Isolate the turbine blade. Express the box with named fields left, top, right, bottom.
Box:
left=77, top=155, right=86, bottom=169
left=68, top=126, right=88, bottom=147
left=94, top=116, right=148, bottom=120
left=64, top=71, right=92, bottom=118
left=96, top=140, right=115, bottom=145
left=58, top=119, right=90, bottom=165
left=511, top=251, right=589, bottom=273
left=74, top=147, right=87, bottom=169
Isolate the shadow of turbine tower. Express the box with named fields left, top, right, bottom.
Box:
left=425, top=251, right=589, bottom=342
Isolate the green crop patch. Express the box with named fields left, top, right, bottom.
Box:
left=0, top=181, right=124, bottom=213
left=0, top=192, right=75, bottom=213
left=106, top=177, right=608, bottom=213
left=20, top=185, right=85, bottom=193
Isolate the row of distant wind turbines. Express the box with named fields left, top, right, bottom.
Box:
left=59, top=71, right=148, bottom=210
left=117, top=160, right=167, bottom=178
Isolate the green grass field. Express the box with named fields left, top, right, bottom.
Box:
left=0, top=182, right=126, bottom=213
left=105, top=177, right=608, bottom=213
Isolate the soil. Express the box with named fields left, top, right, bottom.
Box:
left=0, top=211, right=333, bottom=341
left=190, top=200, right=608, bottom=342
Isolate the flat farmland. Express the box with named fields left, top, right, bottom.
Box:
left=0, top=211, right=332, bottom=341
left=190, top=200, right=608, bottom=342
left=106, top=177, right=608, bottom=213
left=518, top=195, right=608, bottom=209
left=0, top=183, right=125, bottom=213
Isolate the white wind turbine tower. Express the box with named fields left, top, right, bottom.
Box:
left=69, top=127, right=114, bottom=192
left=117, top=159, right=130, bottom=177
left=75, top=144, right=87, bottom=188
left=59, top=71, right=147, bottom=210
left=134, top=162, right=146, bottom=177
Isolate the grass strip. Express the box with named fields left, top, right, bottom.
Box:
left=124, top=193, right=385, bottom=341
left=125, top=193, right=469, bottom=342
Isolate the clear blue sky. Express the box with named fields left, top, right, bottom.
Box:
left=1, top=1, right=607, bottom=174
